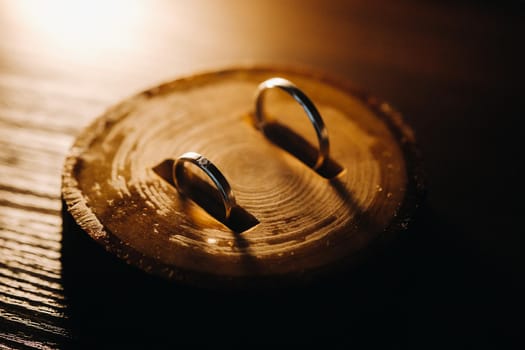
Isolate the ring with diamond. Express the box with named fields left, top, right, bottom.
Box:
left=173, top=152, right=236, bottom=220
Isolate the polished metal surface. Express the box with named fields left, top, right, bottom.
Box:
left=254, top=77, right=330, bottom=170
left=174, top=152, right=237, bottom=220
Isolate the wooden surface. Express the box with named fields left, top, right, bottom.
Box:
left=1, top=0, right=523, bottom=347
left=61, top=67, right=422, bottom=286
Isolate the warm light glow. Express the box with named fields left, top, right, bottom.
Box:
left=1, top=0, right=242, bottom=88
left=207, top=238, right=218, bottom=245
left=8, top=0, right=145, bottom=62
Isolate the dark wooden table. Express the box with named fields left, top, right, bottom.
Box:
left=1, top=0, right=523, bottom=347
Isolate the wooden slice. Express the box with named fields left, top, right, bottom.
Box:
left=61, top=66, right=424, bottom=288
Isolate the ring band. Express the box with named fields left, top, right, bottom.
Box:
left=173, top=152, right=236, bottom=220
left=254, top=77, right=330, bottom=170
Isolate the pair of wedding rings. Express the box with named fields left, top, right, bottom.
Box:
left=174, top=77, right=330, bottom=220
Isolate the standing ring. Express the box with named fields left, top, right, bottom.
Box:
left=174, top=152, right=236, bottom=220
left=254, top=77, right=330, bottom=170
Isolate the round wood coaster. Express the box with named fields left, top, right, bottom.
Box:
left=62, top=66, right=424, bottom=288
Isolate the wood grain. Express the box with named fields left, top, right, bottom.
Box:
left=0, top=83, right=74, bottom=347
left=61, top=67, right=423, bottom=287
left=1, top=0, right=521, bottom=347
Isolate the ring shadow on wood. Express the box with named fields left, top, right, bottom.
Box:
left=153, top=159, right=259, bottom=233
left=262, top=120, right=344, bottom=179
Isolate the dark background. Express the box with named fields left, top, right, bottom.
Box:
left=1, top=0, right=523, bottom=347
